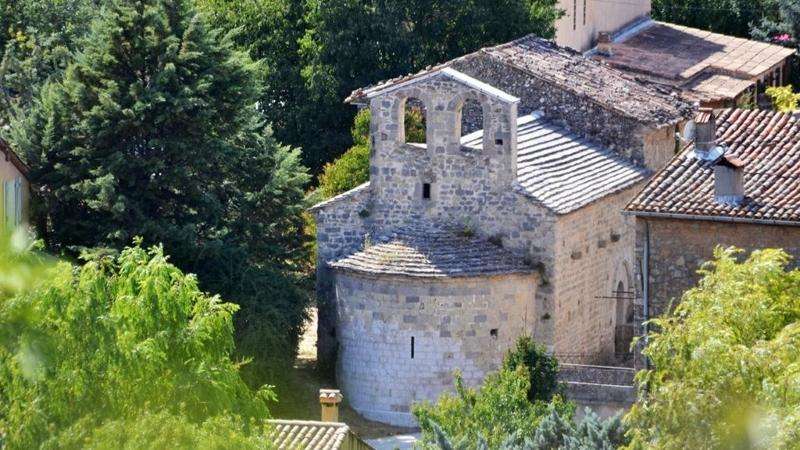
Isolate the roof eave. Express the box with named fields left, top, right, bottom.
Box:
left=623, top=210, right=800, bottom=227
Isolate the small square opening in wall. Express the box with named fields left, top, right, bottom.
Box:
left=495, top=138, right=504, bottom=146
left=422, top=183, right=431, bottom=200
left=490, top=328, right=498, bottom=338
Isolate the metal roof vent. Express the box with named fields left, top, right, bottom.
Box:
left=686, top=108, right=724, bottom=161
left=713, top=154, right=745, bottom=205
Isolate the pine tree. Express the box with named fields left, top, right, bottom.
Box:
left=7, top=0, right=310, bottom=384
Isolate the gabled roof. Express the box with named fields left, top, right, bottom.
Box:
left=354, top=67, right=519, bottom=104
left=267, top=420, right=368, bottom=450
left=626, top=109, right=800, bottom=224
left=330, top=227, right=533, bottom=278
left=347, top=35, right=691, bottom=127
left=594, top=21, right=796, bottom=102
left=462, top=114, right=649, bottom=214
left=0, top=138, right=29, bottom=178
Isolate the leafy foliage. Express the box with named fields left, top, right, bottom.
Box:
left=651, top=0, right=774, bottom=37
left=0, top=0, right=100, bottom=125
left=315, top=107, right=425, bottom=199
left=752, top=0, right=800, bottom=46
left=414, top=366, right=574, bottom=449
left=625, top=247, right=800, bottom=450
left=0, top=238, right=275, bottom=449
left=6, top=0, right=311, bottom=387
left=414, top=336, right=573, bottom=448
left=201, top=0, right=562, bottom=172
left=766, top=85, right=800, bottom=111
left=502, top=336, right=560, bottom=403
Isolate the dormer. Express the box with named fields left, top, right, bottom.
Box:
left=360, top=67, right=520, bottom=194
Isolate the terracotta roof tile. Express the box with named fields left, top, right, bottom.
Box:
left=626, top=109, right=800, bottom=223
left=267, top=420, right=357, bottom=450
left=596, top=22, right=795, bottom=101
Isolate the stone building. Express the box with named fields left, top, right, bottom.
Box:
left=554, top=0, right=795, bottom=106
left=625, top=108, right=800, bottom=367
left=311, top=36, right=690, bottom=426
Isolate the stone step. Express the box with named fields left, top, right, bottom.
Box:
left=562, top=381, right=637, bottom=406
left=558, top=363, right=635, bottom=386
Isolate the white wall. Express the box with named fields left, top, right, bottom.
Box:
left=555, top=0, right=651, bottom=52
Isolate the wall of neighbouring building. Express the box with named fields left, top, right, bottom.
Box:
left=552, top=185, right=640, bottom=366
left=635, top=218, right=800, bottom=321
left=451, top=54, right=656, bottom=168
left=334, top=271, right=537, bottom=426
left=0, top=156, right=30, bottom=229
left=555, top=0, right=651, bottom=52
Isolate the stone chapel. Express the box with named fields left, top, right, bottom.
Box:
left=311, top=35, right=692, bottom=426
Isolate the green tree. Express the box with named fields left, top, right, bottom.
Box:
left=652, top=0, right=774, bottom=37
left=414, top=336, right=573, bottom=448
left=502, top=336, right=560, bottom=403
left=752, top=0, right=800, bottom=45
left=625, top=248, right=800, bottom=450
left=298, top=0, right=562, bottom=171
left=6, top=0, right=311, bottom=386
left=0, top=238, right=275, bottom=449
left=315, top=107, right=425, bottom=199
left=0, top=0, right=100, bottom=125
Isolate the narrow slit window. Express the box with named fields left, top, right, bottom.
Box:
left=422, top=183, right=431, bottom=200
left=410, top=336, right=415, bottom=359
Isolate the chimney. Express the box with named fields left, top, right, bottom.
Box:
left=319, top=389, right=343, bottom=422
left=596, top=32, right=613, bottom=56
left=713, top=154, right=745, bottom=205
left=693, top=108, right=718, bottom=159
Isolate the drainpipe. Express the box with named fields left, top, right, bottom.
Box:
left=642, top=221, right=651, bottom=369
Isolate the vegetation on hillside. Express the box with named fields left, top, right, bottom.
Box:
left=626, top=248, right=800, bottom=449
left=0, top=234, right=275, bottom=449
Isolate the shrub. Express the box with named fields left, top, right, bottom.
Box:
left=502, top=336, right=560, bottom=402
left=625, top=248, right=800, bottom=449
left=0, top=238, right=274, bottom=449
left=766, top=85, right=800, bottom=112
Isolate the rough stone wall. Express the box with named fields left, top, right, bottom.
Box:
left=335, top=271, right=537, bottom=426
left=450, top=54, right=657, bottom=167
left=642, top=125, right=679, bottom=171
left=635, top=218, right=800, bottom=321
left=313, top=184, right=372, bottom=370
left=551, top=185, right=640, bottom=365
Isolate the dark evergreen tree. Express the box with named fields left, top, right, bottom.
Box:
left=7, top=0, right=310, bottom=385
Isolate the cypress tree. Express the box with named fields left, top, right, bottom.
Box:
left=8, top=0, right=310, bottom=384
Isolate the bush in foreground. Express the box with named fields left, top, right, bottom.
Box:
left=625, top=248, right=800, bottom=449
left=0, top=238, right=274, bottom=449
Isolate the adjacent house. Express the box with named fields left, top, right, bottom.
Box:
left=311, top=35, right=690, bottom=426
left=555, top=0, right=796, bottom=107
left=0, top=138, right=29, bottom=231
left=625, top=108, right=800, bottom=367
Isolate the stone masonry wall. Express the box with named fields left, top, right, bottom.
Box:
left=450, top=54, right=658, bottom=168
left=312, top=184, right=372, bottom=370
left=552, top=185, right=641, bottom=365
left=335, top=271, right=537, bottom=426
left=635, top=218, right=800, bottom=320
